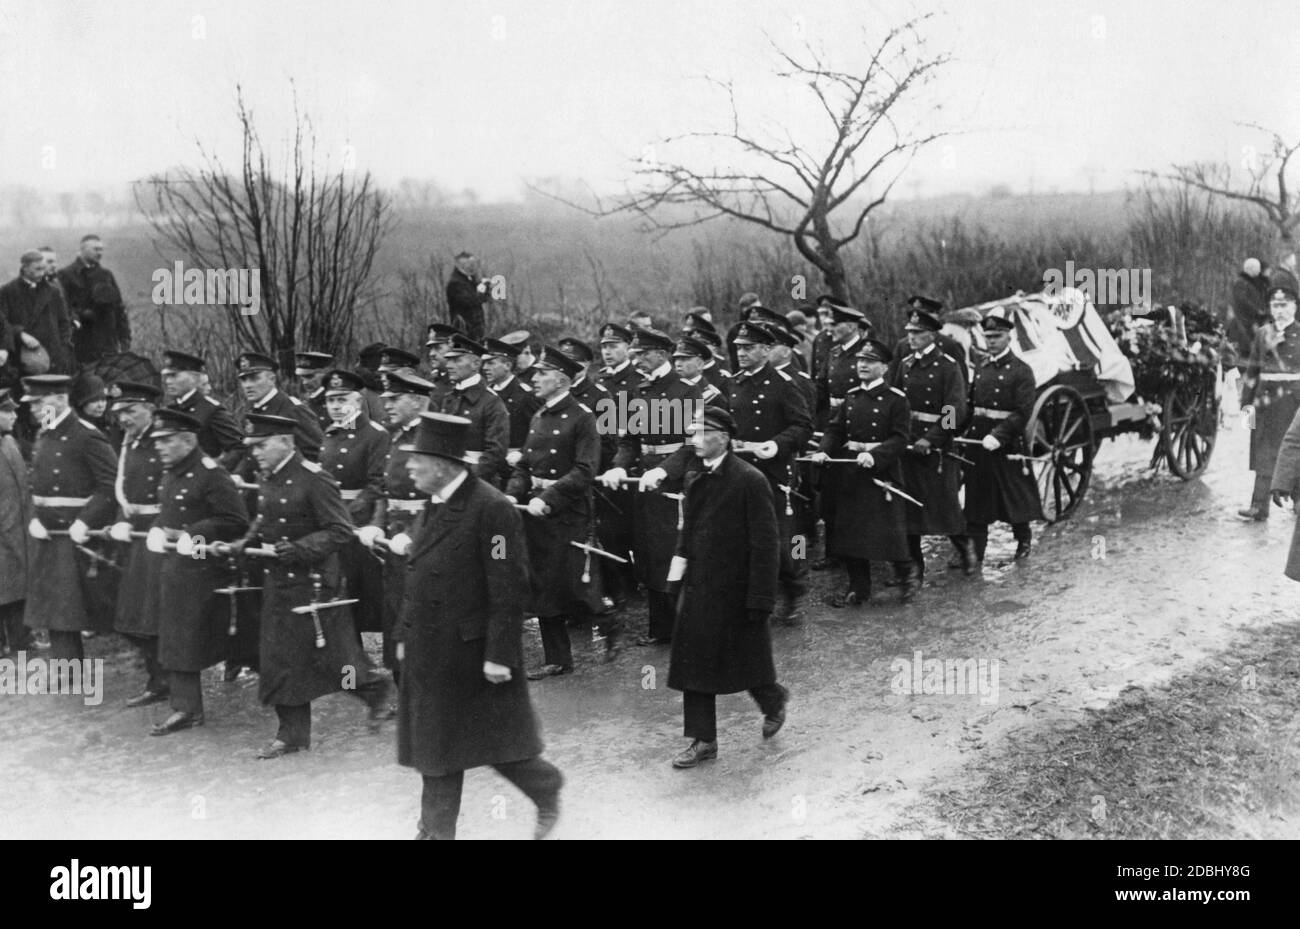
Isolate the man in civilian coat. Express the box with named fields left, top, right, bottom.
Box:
left=395, top=412, right=563, bottom=840
left=598, top=328, right=704, bottom=646
left=1, top=249, right=75, bottom=375
left=21, top=374, right=118, bottom=662
left=810, top=340, right=916, bottom=604
left=961, top=314, right=1044, bottom=564
left=105, top=382, right=169, bottom=706
left=146, top=409, right=250, bottom=735
left=505, top=347, right=604, bottom=678
left=58, top=234, right=130, bottom=366
left=0, top=389, right=31, bottom=655
left=667, top=405, right=788, bottom=769
left=445, top=251, right=490, bottom=341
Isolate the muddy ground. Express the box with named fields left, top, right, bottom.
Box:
left=3, top=404, right=1298, bottom=840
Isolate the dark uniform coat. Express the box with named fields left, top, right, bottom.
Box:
left=373, top=416, right=425, bottom=668
left=438, top=377, right=509, bottom=485
left=1269, top=406, right=1300, bottom=580
left=667, top=453, right=779, bottom=695
left=702, top=361, right=731, bottom=394
left=682, top=374, right=727, bottom=409
left=252, top=452, right=368, bottom=705
left=247, top=388, right=325, bottom=462
left=321, top=412, right=390, bottom=633
left=489, top=374, right=541, bottom=453
left=819, top=333, right=866, bottom=429
left=171, top=389, right=243, bottom=463
left=396, top=474, right=544, bottom=777
left=1241, top=321, right=1300, bottom=474
left=819, top=379, right=910, bottom=560
left=963, top=350, right=1045, bottom=525
left=0, top=432, right=29, bottom=607
left=154, top=447, right=249, bottom=670
left=505, top=393, right=601, bottom=617
left=0, top=276, right=75, bottom=375
left=891, top=343, right=968, bottom=535
left=57, top=257, right=130, bottom=365
left=612, top=366, right=702, bottom=592
left=23, top=411, right=117, bottom=632
left=593, top=361, right=641, bottom=575
left=113, top=427, right=166, bottom=636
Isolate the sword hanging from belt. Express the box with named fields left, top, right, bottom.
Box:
left=290, top=571, right=359, bottom=649
left=213, top=555, right=261, bottom=637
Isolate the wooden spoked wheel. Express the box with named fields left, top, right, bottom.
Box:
left=1161, top=372, right=1218, bottom=479
left=1026, top=385, right=1096, bottom=523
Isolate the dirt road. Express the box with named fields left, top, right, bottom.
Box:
left=3, top=409, right=1298, bottom=840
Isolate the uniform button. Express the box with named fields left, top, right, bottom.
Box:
left=279, top=517, right=287, bottom=523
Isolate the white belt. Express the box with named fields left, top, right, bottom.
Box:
left=124, top=502, right=161, bottom=516
left=731, top=440, right=766, bottom=453
left=34, top=495, right=91, bottom=507
left=531, top=476, right=558, bottom=489
left=508, top=447, right=524, bottom=455
left=829, top=398, right=845, bottom=408
left=911, top=411, right=942, bottom=423
left=1260, top=373, right=1300, bottom=382
left=641, top=442, right=683, bottom=455
left=974, top=407, right=1013, bottom=419
left=339, top=488, right=362, bottom=501
left=464, top=450, right=484, bottom=464
left=846, top=441, right=881, bottom=452
left=386, top=498, right=425, bottom=514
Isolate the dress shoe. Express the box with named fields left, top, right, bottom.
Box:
left=534, top=800, right=561, bottom=840
left=762, top=685, right=790, bottom=739
left=126, top=689, right=169, bottom=708
left=526, top=664, right=573, bottom=680
left=635, top=634, right=670, bottom=647
left=955, top=537, right=978, bottom=576
left=827, top=589, right=867, bottom=608
left=897, top=566, right=920, bottom=603
left=1237, top=506, right=1268, bottom=521
left=672, top=739, right=718, bottom=769
left=772, top=593, right=806, bottom=625
left=1013, top=539, right=1032, bottom=560
left=256, top=739, right=304, bottom=760
left=601, top=634, right=622, bottom=663
left=150, top=711, right=203, bottom=736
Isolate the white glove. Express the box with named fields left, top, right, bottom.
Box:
left=506, top=449, right=523, bottom=466
left=175, top=532, right=195, bottom=557
left=68, top=519, right=90, bottom=544
left=356, top=525, right=384, bottom=549
left=109, top=521, right=133, bottom=543
left=807, top=451, right=829, bottom=464
left=598, top=467, right=628, bottom=490
left=753, top=440, right=778, bottom=460
left=981, top=434, right=1001, bottom=452
left=667, top=555, right=688, bottom=582
left=526, top=497, right=550, bottom=517
left=639, top=467, right=668, bottom=492
left=388, top=532, right=413, bottom=556
left=20, top=332, right=40, bottom=349
left=856, top=452, right=876, bottom=469
left=0, top=349, right=7, bottom=367
left=28, top=518, right=49, bottom=540
left=146, top=527, right=167, bottom=553
left=483, top=660, right=511, bottom=683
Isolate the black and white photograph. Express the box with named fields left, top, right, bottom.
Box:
left=0, top=0, right=1295, bottom=874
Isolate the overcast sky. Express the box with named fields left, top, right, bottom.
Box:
left=1, top=0, right=1296, bottom=200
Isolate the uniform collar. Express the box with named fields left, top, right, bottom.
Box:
left=253, top=386, right=280, bottom=409
left=646, top=361, right=672, bottom=382
left=914, top=342, right=936, bottom=360
left=543, top=390, right=571, bottom=410
left=177, top=388, right=197, bottom=406
left=270, top=450, right=297, bottom=475
left=605, top=359, right=630, bottom=375
left=43, top=407, right=73, bottom=431
left=454, top=373, right=482, bottom=391
left=490, top=374, right=516, bottom=392
left=328, top=412, right=360, bottom=432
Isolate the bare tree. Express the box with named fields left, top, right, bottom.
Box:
left=1148, top=123, right=1300, bottom=248
left=133, top=85, right=393, bottom=368
left=534, top=17, right=949, bottom=303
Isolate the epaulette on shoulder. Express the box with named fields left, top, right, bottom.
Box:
left=201, top=456, right=217, bottom=469
left=890, top=387, right=906, bottom=397
left=774, top=367, right=793, bottom=382
left=847, top=384, right=864, bottom=394
left=302, top=459, right=322, bottom=473
left=369, top=420, right=387, bottom=432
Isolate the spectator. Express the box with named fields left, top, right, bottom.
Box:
left=1, top=249, right=75, bottom=377
left=58, top=234, right=130, bottom=365
left=445, top=250, right=489, bottom=341
left=1228, top=257, right=1270, bottom=369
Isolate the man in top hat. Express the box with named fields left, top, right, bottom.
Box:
left=809, top=339, right=916, bottom=604
left=161, top=349, right=244, bottom=464
left=319, top=369, right=391, bottom=650
left=357, top=341, right=390, bottom=424
left=106, top=381, right=169, bottom=706
left=667, top=405, right=788, bottom=769
left=483, top=337, right=541, bottom=484
left=234, top=352, right=325, bottom=463
left=1240, top=284, right=1300, bottom=520
left=726, top=321, right=814, bottom=623
left=962, top=313, right=1043, bottom=564
left=673, top=335, right=727, bottom=408
left=395, top=412, right=563, bottom=840
left=238, top=412, right=392, bottom=758
left=0, top=388, right=32, bottom=657
left=21, top=373, right=118, bottom=661
left=890, top=303, right=974, bottom=580
left=446, top=251, right=490, bottom=341
left=598, top=328, right=703, bottom=645
left=506, top=347, right=607, bottom=678
left=1, top=249, right=75, bottom=379
left=145, top=408, right=250, bottom=735
left=437, top=334, right=509, bottom=487
left=293, top=350, right=336, bottom=431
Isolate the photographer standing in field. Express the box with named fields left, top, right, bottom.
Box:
left=446, top=250, right=490, bottom=341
